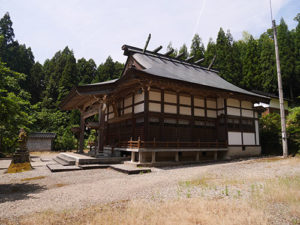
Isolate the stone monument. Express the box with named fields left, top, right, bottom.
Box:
left=7, top=128, right=32, bottom=173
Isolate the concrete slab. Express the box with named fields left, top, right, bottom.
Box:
left=46, top=164, right=82, bottom=172
left=110, top=164, right=151, bottom=175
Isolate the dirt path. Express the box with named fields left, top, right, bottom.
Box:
left=1, top=156, right=299, bottom=220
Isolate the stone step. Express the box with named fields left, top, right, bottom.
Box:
left=47, top=163, right=81, bottom=172
left=56, top=154, right=76, bottom=165
left=79, top=164, right=110, bottom=170
left=110, top=164, right=151, bottom=175
left=53, top=157, right=70, bottom=166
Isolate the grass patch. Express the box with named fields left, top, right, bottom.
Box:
left=21, top=176, right=46, bottom=181
left=1, top=199, right=270, bottom=225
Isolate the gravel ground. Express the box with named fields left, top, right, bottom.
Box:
left=0, top=154, right=299, bottom=220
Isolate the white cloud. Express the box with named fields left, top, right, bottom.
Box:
left=0, top=0, right=295, bottom=65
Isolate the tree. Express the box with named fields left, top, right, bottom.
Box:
left=293, top=13, right=300, bottom=102
left=277, top=18, right=295, bottom=99
left=28, top=62, right=44, bottom=104
left=0, top=61, right=32, bottom=153
left=190, top=34, right=205, bottom=62
left=94, top=56, right=123, bottom=83
left=77, top=58, right=97, bottom=84
left=166, top=42, right=178, bottom=58
left=178, top=44, right=189, bottom=59
left=257, top=33, right=277, bottom=93
left=240, top=35, right=260, bottom=90
left=0, top=12, right=14, bottom=44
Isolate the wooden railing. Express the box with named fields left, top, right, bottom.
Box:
left=118, top=138, right=227, bottom=149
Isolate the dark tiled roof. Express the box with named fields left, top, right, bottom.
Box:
left=123, top=45, right=268, bottom=100
left=29, top=132, right=56, bottom=139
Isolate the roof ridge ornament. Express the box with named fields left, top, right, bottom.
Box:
left=143, top=34, right=151, bottom=53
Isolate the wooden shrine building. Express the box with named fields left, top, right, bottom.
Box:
left=60, top=45, right=269, bottom=164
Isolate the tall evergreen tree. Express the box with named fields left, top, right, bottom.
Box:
left=0, top=12, right=14, bottom=44
left=77, top=58, right=97, bottom=84
left=257, top=33, right=277, bottom=93
left=190, top=34, right=205, bottom=62
left=293, top=13, right=300, bottom=101
left=240, top=35, right=260, bottom=90
left=178, top=44, right=189, bottom=59
left=277, top=18, right=295, bottom=99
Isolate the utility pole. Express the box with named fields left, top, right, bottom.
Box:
left=272, top=19, right=288, bottom=158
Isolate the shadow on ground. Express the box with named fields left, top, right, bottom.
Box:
left=0, top=183, right=46, bottom=203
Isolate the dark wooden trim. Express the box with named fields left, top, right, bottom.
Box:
left=144, top=88, right=149, bottom=141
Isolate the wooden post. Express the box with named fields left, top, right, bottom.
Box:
left=98, top=103, right=105, bottom=153
left=151, top=152, right=156, bottom=163
left=196, top=152, right=200, bottom=161
left=214, top=151, right=218, bottom=160
left=131, top=151, right=135, bottom=162
left=79, top=114, right=85, bottom=154
left=144, top=87, right=149, bottom=141
left=175, top=152, right=179, bottom=162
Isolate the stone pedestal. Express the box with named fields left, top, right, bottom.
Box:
left=7, top=129, right=32, bottom=173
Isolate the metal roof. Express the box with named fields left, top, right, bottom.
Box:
left=132, top=53, right=266, bottom=99
left=29, top=132, right=56, bottom=139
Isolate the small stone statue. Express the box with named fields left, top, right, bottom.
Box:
left=7, top=128, right=32, bottom=173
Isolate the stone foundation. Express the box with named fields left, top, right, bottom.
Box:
left=224, top=146, right=261, bottom=159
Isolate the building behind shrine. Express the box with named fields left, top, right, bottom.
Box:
left=60, top=45, right=269, bottom=165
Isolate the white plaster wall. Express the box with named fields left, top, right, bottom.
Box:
left=218, top=109, right=225, bottom=116
left=194, top=108, right=205, bottom=117
left=207, top=110, right=217, bottom=118
left=180, top=106, right=191, bottom=115
left=269, top=98, right=288, bottom=110
left=124, top=107, right=132, bottom=114
left=242, top=109, right=253, bottom=118
left=134, top=92, right=144, bottom=103
left=217, top=98, right=224, bottom=108
left=180, top=95, right=191, bottom=105
left=194, top=97, right=204, bottom=107
left=149, top=103, right=161, bottom=112
left=224, top=146, right=261, bottom=159
left=255, top=120, right=260, bottom=145
left=243, top=133, right=255, bottom=145
left=228, top=132, right=242, bottom=145
left=124, top=96, right=132, bottom=107
left=164, top=93, right=177, bottom=103
left=227, top=98, right=240, bottom=107
left=207, top=99, right=217, bottom=108
left=164, top=104, right=177, bottom=114
left=227, top=107, right=240, bottom=116
left=134, top=103, right=144, bottom=113
left=241, top=101, right=252, bottom=109
left=149, top=91, right=161, bottom=101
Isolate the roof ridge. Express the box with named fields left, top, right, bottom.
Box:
left=122, top=45, right=219, bottom=73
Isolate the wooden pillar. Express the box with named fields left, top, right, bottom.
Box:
left=214, top=151, right=218, bottom=160
left=144, top=88, right=149, bottom=141
left=79, top=114, right=85, bottom=154
left=151, top=152, right=156, bottom=163
left=196, top=151, right=200, bottom=161
left=131, top=151, right=135, bottom=162
left=138, top=152, right=144, bottom=163
left=98, top=103, right=105, bottom=153
left=175, top=152, right=179, bottom=162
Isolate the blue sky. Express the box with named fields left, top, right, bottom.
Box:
left=0, top=0, right=299, bottom=65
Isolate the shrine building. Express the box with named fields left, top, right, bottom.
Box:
left=60, top=45, right=269, bottom=165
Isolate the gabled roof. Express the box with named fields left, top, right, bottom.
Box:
left=123, top=45, right=268, bottom=100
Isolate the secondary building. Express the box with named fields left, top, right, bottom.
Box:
left=60, top=45, right=269, bottom=164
